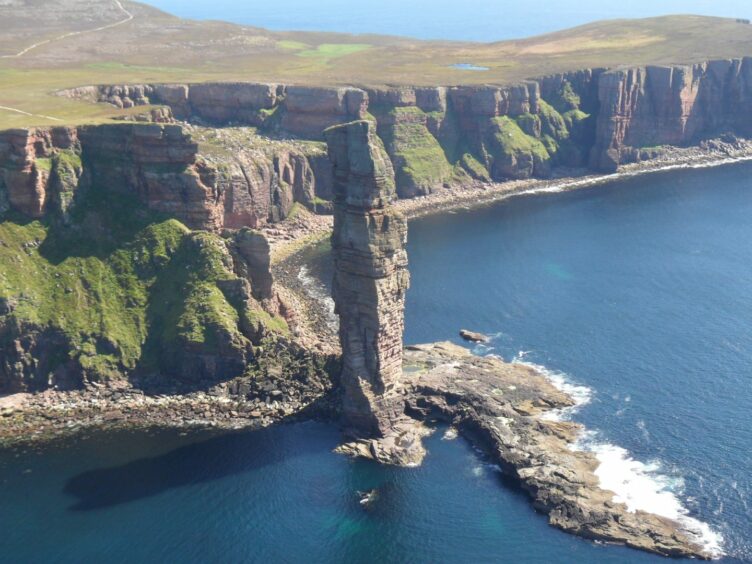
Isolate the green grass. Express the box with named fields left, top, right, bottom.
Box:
left=35, top=157, right=52, bottom=172
left=537, top=99, right=569, bottom=141
left=491, top=116, right=551, bottom=162
left=549, top=80, right=582, bottom=113
left=563, top=108, right=590, bottom=129
left=297, top=43, right=372, bottom=59
left=379, top=106, right=452, bottom=195
left=2, top=10, right=752, bottom=129
left=277, top=40, right=309, bottom=51
left=0, top=176, right=285, bottom=387
left=459, top=152, right=491, bottom=181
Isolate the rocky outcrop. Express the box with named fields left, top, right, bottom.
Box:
left=55, top=58, right=752, bottom=191
left=400, top=343, right=713, bottom=559
left=325, top=120, right=413, bottom=446
left=0, top=127, right=80, bottom=218
left=231, top=228, right=275, bottom=301
left=0, top=123, right=330, bottom=231
left=58, top=79, right=596, bottom=193
left=591, top=58, right=752, bottom=170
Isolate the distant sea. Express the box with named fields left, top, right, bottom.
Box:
left=144, top=0, right=751, bottom=41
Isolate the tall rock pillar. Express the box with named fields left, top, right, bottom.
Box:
left=325, top=120, right=410, bottom=438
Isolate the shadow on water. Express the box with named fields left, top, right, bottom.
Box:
left=62, top=422, right=335, bottom=511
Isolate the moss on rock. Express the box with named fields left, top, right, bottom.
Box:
left=487, top=116, right=551, bottom=179
left=378, top=106, right=452, bottom=197
left=0, top=181, right=281, bottom=393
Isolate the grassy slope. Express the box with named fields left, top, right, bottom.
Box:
left=1, top=0, right=752, bottom=128
left=0, top=181, right=286, bottom=386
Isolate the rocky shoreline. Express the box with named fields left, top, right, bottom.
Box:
left=0, top=141, right=739, bottom=558
left=391, top=343, right=715, bottom=559
left=0, top=339, right=338, bottom=448
left=394, top=137, right=752, bottom=220
left=270, top=137, right=752, bottom=355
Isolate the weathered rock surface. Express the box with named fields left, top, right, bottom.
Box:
left=55, top=57, right=752, bottom=193
left=591, top=58, right=752, bottom=171
left=0, top=126, right=80, bottom=218
left=398, top=342, right=712, bottom=559
left=325, top=120, right=413, bottom=446
left=0, top=123, right=330, bottom=231
left=459, top=329, right=489, bottom=343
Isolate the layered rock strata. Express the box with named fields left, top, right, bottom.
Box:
left=59, top=57, right=752, bottom=189
left=0, top=124, right=329, bottom=231
left=325, top=120, right=421, bottom=459
left=399, top=343, right=712, bottom=559
left=322, top=121, right=717, bottom=556
left=591, top=58, right=752, bottom=170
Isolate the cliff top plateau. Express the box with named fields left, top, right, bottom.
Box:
left=2, top=0, right=752, bottom=128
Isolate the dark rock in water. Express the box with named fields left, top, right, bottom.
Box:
left=459, top=329, right=489, bottom=343
left=357, top=489, right=378, bottom=507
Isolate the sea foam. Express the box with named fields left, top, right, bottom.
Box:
left=506, top=348, right=724, bottom=557
left=297, top=265, right=338, bottom=329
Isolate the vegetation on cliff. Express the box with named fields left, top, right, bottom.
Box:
left=377, top=106, right=453, bottom=197
left=0, top=172, right=288, bottom=393
left=2, top=0, right=752, bottom=129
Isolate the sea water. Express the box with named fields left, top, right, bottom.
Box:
left=144, top=0, right=751, bottom=42
left=404, top=161, right=752, bottom=561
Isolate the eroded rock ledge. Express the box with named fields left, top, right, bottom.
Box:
left=399, top=343, right=711, bottom=559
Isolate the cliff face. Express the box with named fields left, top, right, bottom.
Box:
left=0, top=123, right=312, bottom=394
left=0, top=127, right=81, bottom=219
left=326, top=120, right=409, bottom=438
left=60, top=56, right=752, bottom=188
left=60, top=76, right=602, bottom=196
left=0, top=123, right=329, bottom=232
left=591, top=58, right=752, bottom=170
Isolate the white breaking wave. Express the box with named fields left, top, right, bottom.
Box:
left=582, top=437, right=725, bottom=558
left=515, top=153, right=752, bottom=199
left=506, top=348, right=724, bottom=557
left=297, top=265, right=338, bottom=330
left=442, top=427, right=459, bottom=440
left=511, top=351, right=592, bottom=421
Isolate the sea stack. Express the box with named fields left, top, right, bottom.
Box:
left=324, top=120, right=412, bottom=442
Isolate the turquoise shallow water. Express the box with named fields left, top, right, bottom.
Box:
left=0, top=423, right=665, bottom=563
left=2, top=162, right=752, bottom=562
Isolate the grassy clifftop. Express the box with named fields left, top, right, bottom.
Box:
left=1, top=0, right=752, bottom=127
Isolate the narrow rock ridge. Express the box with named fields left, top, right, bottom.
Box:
left=325, top=120, right=426, bottom=464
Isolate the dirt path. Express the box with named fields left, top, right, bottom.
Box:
left=0, top=104, right=62, bottom=122
left=0, top=0, right=134, bottom=59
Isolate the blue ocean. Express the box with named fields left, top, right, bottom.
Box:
left=145, top=0, right=751, bottom=41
